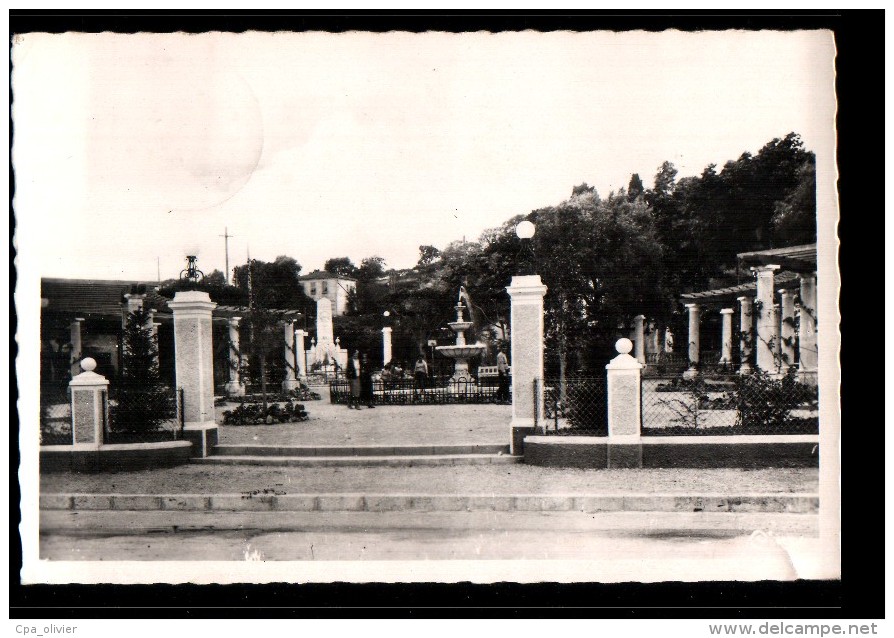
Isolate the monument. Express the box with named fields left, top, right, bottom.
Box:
left=308, top=297, right=347, bottom=373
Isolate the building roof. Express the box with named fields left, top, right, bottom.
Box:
left=298, top=270, right=356, bottom=282
left=41, top=278, right=171, bottom=318
left=41, top=278, right=303, bottom=321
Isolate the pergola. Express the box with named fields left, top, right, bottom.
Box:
left=676, top=244, right=818, bottom=384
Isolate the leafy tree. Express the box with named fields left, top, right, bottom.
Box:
left=627, top=173, right=645, bottom=200
left=356, top=256, right=387, bottom=282
left=771, top=159, right=817, bottom=245
left=324, top=257, right=359, bottom=278
left=417, top=245, right=442, bottom=267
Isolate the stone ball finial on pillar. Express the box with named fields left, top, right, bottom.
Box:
left=615, top=338, right=633, bottom=355
left=80, top=357, right=97, bottom=372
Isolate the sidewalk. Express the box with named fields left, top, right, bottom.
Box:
left=216, top=391, right=511, bottom=447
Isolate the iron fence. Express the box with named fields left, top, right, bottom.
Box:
left=40, top=384, right=73, bottom=445
left=330, top=377, right=510, bottom=405
left=536, top=376, right=608, bottom=436
left=103, top=385, right=185, bottom=444
left=641, top=369, right=818, bottom=435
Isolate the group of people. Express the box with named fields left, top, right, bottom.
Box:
left=345, top=351, right=375, bottom=410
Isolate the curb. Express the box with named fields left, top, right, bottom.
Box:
left=40, top=492, right=819, bottom=514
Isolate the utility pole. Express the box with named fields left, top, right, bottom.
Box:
left=220, top=227, right=234, bottom=284
left=157, top=257, right=160, bottom=283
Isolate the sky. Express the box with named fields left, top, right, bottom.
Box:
left=13, top=29, right=836, bottom=282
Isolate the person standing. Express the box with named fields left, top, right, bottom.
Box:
left=346, top=351, right=361, bottom=410
left=496, top=347, right=510, bottom=403
left=360, top=352, right=375, bottom=408
left=413, top=355, right=429, bottom=400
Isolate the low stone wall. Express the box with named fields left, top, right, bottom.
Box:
left=40, top=441, right=193, bottom=472
left=524, top=435, right=819, bottom=469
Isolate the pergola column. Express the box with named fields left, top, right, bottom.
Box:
left=737, top=296, right=753, bottom=375
left=779, top=289, right=796, bottom=370
left=719, top=308, right=734, bottom=366
left=294, top=329, right=307, bottom=380
left=632, top=314, right=646, bottom=365
left=382, top=326, right=393, bottom=365
left=682, top=303, right=700, bottom=380
left=798, top=272, right=818, bottom=385
left=224, top=316, right=244, bottom=396
left=752, top=265, right=780, bottom=373
left=69, top=317, right=85, bottom=378
left=282, top=320, right=299, bottom=391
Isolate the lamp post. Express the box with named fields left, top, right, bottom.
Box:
left=516, top=220, right=536, bottom=275
left=180, top=255, right=205, bottom=285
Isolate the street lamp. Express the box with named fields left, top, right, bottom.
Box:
left=180, top=255, right=204, bottom=284
left=515, top=220, right=536, bottom=275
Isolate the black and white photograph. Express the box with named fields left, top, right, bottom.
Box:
left=14, top=18, right=844, bottom=593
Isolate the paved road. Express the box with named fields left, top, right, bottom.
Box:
left=36, top=510, right=828, bottom=581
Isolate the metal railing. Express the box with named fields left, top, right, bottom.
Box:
left=103, top=385, right=185, bottom=444
left=641, top=369, right=818, bottom=435
left=330, top=377, right=510, bottom=405
left=536, top=376, right=608, bottom=436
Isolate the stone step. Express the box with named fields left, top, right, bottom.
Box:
left=192, top=453, right=522, bottom=467
left=211, top=443, right=510, bottom=457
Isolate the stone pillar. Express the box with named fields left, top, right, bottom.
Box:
left=382, top=326, right=393, bottom=365
left=632, top=315, right=646, bottom=365
left=68, top=357, right=109, bottom=449
left=752, top=265, right=780, bottom=373
left=122, top=293, right=146, bottom=326
left=224, top=317, right=244, bottom=397
left=798, top=272, right=818, bottom=385
left=682, top=303, right=700, bottom=380
left=779, top=290, right=796, bottom=370
left=167, top=290, right=218, bottom=457
left=506, top=274, right=547, bottom=455
left=772, top=303, right=782, bottom=369
left=69, top=318, right=85, bottom=378
left=295, top=329, right=307, bottom=380
left=282, top=320, right=299, bottom=391
left=605, top=338, right=643, bottom=468
left=719, top=308, right=734, bottom=366
left=737, top=296, right=754, bottom=375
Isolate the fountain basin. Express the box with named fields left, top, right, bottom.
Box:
left=436, top=345, right=486, bottom=358
left=447, top=321, right=473, bottom=332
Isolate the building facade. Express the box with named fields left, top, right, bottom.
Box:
left=298, top=270, right=356, bottom=316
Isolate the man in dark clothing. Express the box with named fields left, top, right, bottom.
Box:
left=360, top=352, right=375, bottom=408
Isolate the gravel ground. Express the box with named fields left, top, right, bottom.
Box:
left=216, top=389, right=511, bottom=447
left=40, top=464, right=818, bottom=496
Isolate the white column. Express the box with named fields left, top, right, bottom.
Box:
left=632, top=315, right=646, bottom=365
left=168, top=291, right=217, bottom=428
left=737, top=296, right=754, bottom=374
left=682, top=303, right=700, bottom=380
left=798, top=272, right=818, bottom=385
left=772, top=303, right=782, bottom=369
left=68, top=357, right=109, bottom=449
left=719, top=308, right=734, bottom=365
left=224, top=317, right=244, bottom=396
left=605, top=338, right=643, bottom=468
left=294, top=329, right=307, bottom=380
left=752, top=265, right=781, bottom=373
left=382, top=326, right=393, bottom=365
left=506, top=275, right=547, bottom=455
left=122, top=293, right=146, bottom=327
left=69, top=317, right=85, bottom=378
left=282, top=320, right=298, bottom=391
left=779, top=290, right=796, bottom=370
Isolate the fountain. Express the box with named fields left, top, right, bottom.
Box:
left=436, top=294, right=486, bottom=383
